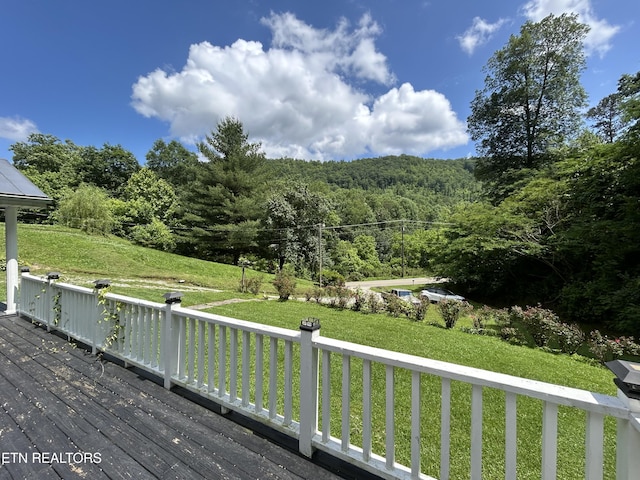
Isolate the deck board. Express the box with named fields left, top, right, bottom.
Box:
left=0, top=315, right=345, bottom=480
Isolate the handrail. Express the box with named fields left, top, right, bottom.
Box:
left=17, top=272, right=640, bottom=480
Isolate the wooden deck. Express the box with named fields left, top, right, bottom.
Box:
left=0, top=314, right=347, bottom=480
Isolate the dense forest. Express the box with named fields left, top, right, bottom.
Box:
left=5, top=13, right=640, bottom=334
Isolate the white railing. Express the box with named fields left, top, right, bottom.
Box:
left=18, top=273, right=640, bottom=480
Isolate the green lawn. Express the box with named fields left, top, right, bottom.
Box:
left=4, top=223, right=622, bottom=479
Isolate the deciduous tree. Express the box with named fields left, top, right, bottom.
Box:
left=468, top=13, right=589, bottom=202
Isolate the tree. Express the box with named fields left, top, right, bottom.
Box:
left=264, top=183, right=334, bottom=273
left=468, top=13, right=589, bottom=202
left=145, top=139, right=200, bottom=190
left=81, top=144, right=140, bottom=195
left=10, top=134, right=84, bottom=202
left=184, top=117, right=267, bottom=262
left=586, top=94, right=624, bottom=143
left=55, top=184, right=114, bottom=235
left=122, top=168, right=178, bottom=223
left=618, top=71, right=640, bottom=140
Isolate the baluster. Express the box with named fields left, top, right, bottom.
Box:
left=362, top=359, right=372, bottom=462
left=585, top=411, right=604, bottom=480
left=411, top=370, right=421, bottom=478
left=255, top=333, right=264, bottom=414
left=385, top=365, right=395, bottom=471
left=269, top=337, right=278, bottom=419
left=197, top=320, right=206, bottom=388
left=283, top=340, right=293, bottom=426
left=242, top=330, right=251, bottom=407
left=229, top=328, right=238, bottom=403
left=207, top=323, right=215, bottom=393
left=505, top=392, right=517, bottom=479
left=542, top=401, right=558, bottom=480
left=342, top=355, right=351, bottom=453
left=440, top=377, right=451, bottom=480
left=471, top=384, right=483, bottom=480
left=322, top=350, right=331, bottom=442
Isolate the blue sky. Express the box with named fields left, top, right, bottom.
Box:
left=1, top=0, right=638, bottom=163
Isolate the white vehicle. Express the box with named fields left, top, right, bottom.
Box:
left=420, top=287, right=465, bottom=303
left=390, top=288, right=422, bottom=306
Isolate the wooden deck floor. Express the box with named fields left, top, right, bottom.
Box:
left=0, top=314, right=346, bottom=480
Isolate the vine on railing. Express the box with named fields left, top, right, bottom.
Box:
left=96, top=287, right=125, bottom=351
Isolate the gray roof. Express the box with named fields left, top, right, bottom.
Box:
left=0, top=158, right=52, bottom=208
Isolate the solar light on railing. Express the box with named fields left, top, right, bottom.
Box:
left=20, top=266, right=30, bottom=273
left=93, top=279, right=111, bottom=289
left=163, top=292, right=184, bottom=304
left=47, top=272, right=60, bottom=280
left=300, top=317, right=321, bottom=331
left=606, top=359, right=640, bottom=400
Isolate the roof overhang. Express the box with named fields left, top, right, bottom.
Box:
left=0, top=158, right=52, bottom=209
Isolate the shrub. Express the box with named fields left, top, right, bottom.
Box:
left=273, top=268, right=296, bottom=301
left=556, top=322, right=585, bottom=355
left=352, top=289, right=366, bottom=312
left=56, top=184, right=114, bottom=235
left=439, top=300, right=472, bottom=329
left=245, top=276, right=262, bottom=295
left=413, top=297, right=430, bottom=322
left=500, top=327, right=524, bottom=345
left=322, top=270, right=345, bottom=287
left=129, top=218, right=175, bottom=251
left=588, top=331, right=640, bottom=363
left=364, top=292, right=384, bottom=314
left=385, top=295, right=405, bottom=318
left=510, top=305, right=559, bottom=348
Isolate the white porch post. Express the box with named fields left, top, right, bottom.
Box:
left=5, top=206, right=18, bottom=314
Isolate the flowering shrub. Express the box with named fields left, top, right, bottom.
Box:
left=273, top=268, right=296, bottom=300
left=439, top=300, right=472, bottom=329
left=588, top=331, right=640, bottom=363
left=556, top=322, right=585, bottom=355
left=413, top=298, right=430, bottom=322
left=364, top=293, right=384, bottom=314
left=510, top=305, right=559, bottom=348
left=351, top=289, right=366, bottom=312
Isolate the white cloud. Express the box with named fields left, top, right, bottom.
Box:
left=131, top=12, right=468, bottom=160
left=457, top=17, right=507, bottom=55
left=0, top=116, right=38, bottom=142
left=522, top=0, right=620, bottom=56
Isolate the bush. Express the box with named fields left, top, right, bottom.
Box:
left=588, top=331, right=640, bottom=363
left=413, top=298, right=430, bottom=322
left=322, top=270, right=345, bottom=287
left=556, top=322, right=585, bottom=355
left=500, top=327, right=524, bottom=345
left=364, top=292, right=384, bottom=314
left=439, top=300, right=472, bottom=329
left=273, top=268, right=297, bottom=301
left=352, top=289, right=366, bottom=312
left=56, top=184, right=114, bottom=235
left=245, top=276, right=262, bottom=295
left=510, top=305, right=559, bottom=348
left=129, top=218, right=175, bottom=251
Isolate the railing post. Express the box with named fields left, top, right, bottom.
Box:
left=163, top=292, right=183, bottom=390
left=17, top=267, right=29, bottom=315
left=45, top=272, right=60, bottom=331
left=299, top=318, right=321, bottom=458
left=605, top=360, right=640, bottom=480
left=92, top=279, right=111, bottom=355
left=615, top=391, right=640, bottom=480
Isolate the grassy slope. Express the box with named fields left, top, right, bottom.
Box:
left=4, top=223, right=621, bottom=478
left=4, top=224, right=315, bottom=304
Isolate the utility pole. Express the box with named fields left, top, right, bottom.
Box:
left=318, top=223, right=323, bottom=287
left=401, top=222, right=405, bottom=278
